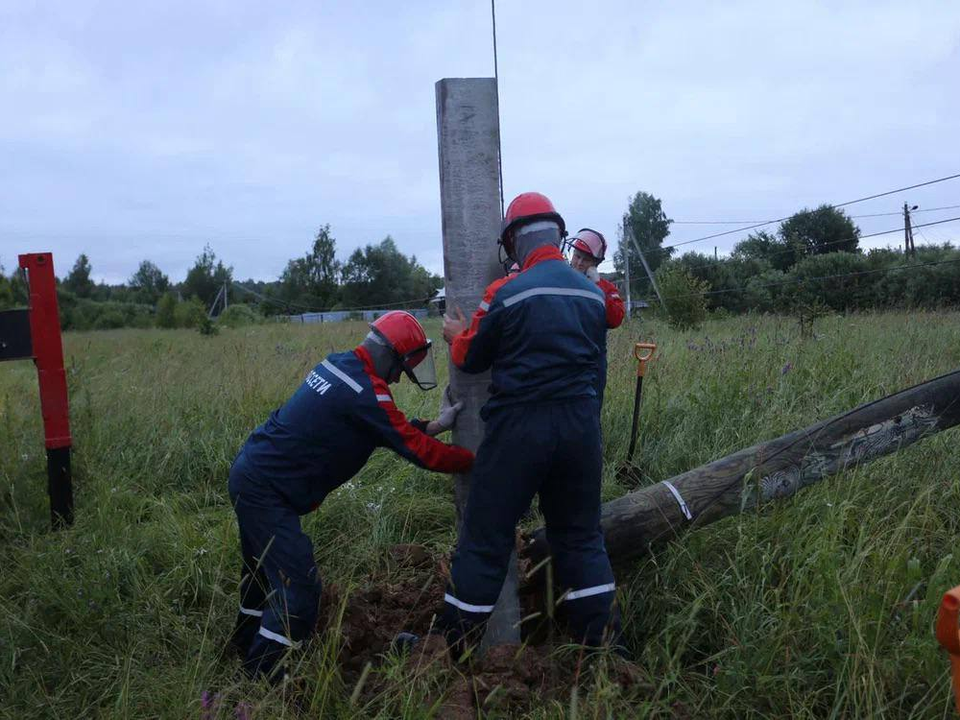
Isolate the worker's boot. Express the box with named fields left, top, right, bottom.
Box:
left=391, top=632, right=420, bottom=655
left=393, top=632, right=452, bottom=669
left=228, top=612, right=260, bottom=659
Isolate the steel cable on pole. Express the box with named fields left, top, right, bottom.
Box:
left=491, top=0, right=504, bottom=219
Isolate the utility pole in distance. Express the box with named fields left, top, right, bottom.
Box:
left=621, top=221, right=631, bottom=319
left=903, top=202, right=918, bottom=257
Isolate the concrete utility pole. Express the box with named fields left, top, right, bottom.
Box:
left=435, top=77, right=520, bottom=647
left=626, top=222, right=667, bottom=313
left=903, top=202, right=917, bottom=257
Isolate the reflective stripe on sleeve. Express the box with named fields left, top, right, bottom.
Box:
left=563, top=583, right=616, bottom=601
left=502, top=286, right=605, bottom=308
left=258, top=626, right=301, bottom=648
left=479, top=300, right=490, bottom=311
left=444, top=593, right=495, bottom=613
left=320, top=360, right=363, bottom=393
left=239, top=605, right=264, bottom=618
left=375, top=394, right=392, bottom=402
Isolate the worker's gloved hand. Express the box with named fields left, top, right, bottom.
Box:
left=442, top=306, right=468, bottom=345
left=435, top=385, right=464, bottom=432
left=585, top=266, right=600, bottom=283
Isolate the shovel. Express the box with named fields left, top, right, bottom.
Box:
left=627, top=342, right=657, bottom=462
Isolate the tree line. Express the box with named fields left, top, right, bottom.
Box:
left=616, top=192, right=960, bottom=328
left=4, top=197, right=957, bottom=333
left=0, top=227, right=442, bottom=331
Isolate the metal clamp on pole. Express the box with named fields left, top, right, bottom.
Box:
left=662, top=480, right=693, bottom=521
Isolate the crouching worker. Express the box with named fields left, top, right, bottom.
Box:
left=227, top=311, right=474, bottom=681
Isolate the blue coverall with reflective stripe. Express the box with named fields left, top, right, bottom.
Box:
left=229, top=347, right=472, bottom=678
left=441, top=244, right=620, bottom=649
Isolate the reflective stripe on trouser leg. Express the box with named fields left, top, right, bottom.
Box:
left=439, top=404, right=544, bottom=650
left=538, top=400, right=621, bottom=647
left=230, top=479, right=271, bottom=657
left=560, top=583, right=620, bottom=647
left=233, top=489, right=322, bottom=680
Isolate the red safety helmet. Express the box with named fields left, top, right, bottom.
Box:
left=570, top=228, right=607, bottom=262
left=368, top=311, right=437, bottom=390
left=498, top=192, right=566, bottom=260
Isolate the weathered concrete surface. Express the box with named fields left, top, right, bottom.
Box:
left=435, top=77, right=519, bottom=646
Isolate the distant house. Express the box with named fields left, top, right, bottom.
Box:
left=287, top=308, right=429, bottom=324
left=429, top=287, right=446, bottom=314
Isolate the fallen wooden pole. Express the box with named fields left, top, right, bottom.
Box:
left=524, top=368, right=960, bottom=566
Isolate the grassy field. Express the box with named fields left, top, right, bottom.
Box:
left=1, top=311, right=959, bottom=718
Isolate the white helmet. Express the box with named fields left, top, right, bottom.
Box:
left=570, top=228, right=607, bottom=262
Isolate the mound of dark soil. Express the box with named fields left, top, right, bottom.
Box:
left=315, top=544, right=651, bottom=717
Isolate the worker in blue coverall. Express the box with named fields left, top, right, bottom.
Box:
left=227, top=311, right=474, bottom=681
left=408, top=192, right=621, bottom=657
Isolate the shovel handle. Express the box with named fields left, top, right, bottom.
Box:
left=634, top=343, right=657, bottom=377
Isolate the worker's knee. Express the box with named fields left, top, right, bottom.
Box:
left=280, top=572, right=322, bottom=640
left=450, top=537, right=514, bottom=604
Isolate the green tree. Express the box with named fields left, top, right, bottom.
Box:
left=0, top=263, right=13, bottom=309
left=63, top=254, right=95, bottom=298
left=174, top=297, right=206, bottom=328
left=613, top=192, right=673, bottom=285
left=732, top=230, right=795, bottom=272
left=183, top=245, right=232, bottom=308
left=217, top=304, right=261, bottom=328
left=156, top=292, right=178, bottom=328
left=340, top=237, right=441, bottom=308
left=278, top=225, right=341, bottom=309
left=779, top=205, right=860, bottom=257
left=129, top=260, right=170, bottom=305
left=657, top=265, right=710, bottom=330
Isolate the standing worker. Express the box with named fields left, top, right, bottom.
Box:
left=568, top=228, right=625, bottom=329
left=427, top=192, right=621, bottom=656
left=568, top=228, right=625, bottom=403
left=228, top=311, right=473, bottom=681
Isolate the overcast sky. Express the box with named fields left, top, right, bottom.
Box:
left=2, top=1, right=959, bottom=285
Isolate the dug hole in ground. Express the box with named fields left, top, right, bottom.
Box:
left=316, top=541, right=652, bottom=718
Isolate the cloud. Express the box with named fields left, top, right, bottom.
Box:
left=1, top=0, right=958, bottom=284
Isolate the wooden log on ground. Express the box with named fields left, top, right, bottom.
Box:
left=524, top=368, right=960, bottom=566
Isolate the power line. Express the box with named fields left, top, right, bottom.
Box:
left=623, top=215, right=960, bottom=287
left=671, top=220, right=770, bottom=225
left=652, top=172, right=960, bottom=253
left=915, top=203, right=960, bottom=214
left=631, top=255, right=960, bottom=304
left=232, top=282, right=434, bottom=315
left=670, top=204, right=960, bottom=225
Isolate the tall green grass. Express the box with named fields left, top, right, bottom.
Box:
left=1, top=311, right=958, bottom=718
